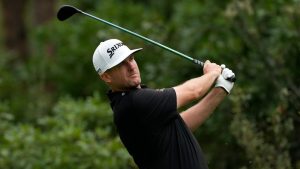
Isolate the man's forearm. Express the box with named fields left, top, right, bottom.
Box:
left=180, top=88, right=227, bottom=131
left=174, top=72, right=219, bottom=108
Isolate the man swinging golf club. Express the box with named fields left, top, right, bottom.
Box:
left=93, top=39, right=235, bottom=169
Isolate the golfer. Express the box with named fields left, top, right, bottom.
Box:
left=93, top=39, right=235, bottom=169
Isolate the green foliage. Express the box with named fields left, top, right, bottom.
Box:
left=0, top=94, right=136, bottom=169
left=231, top=110, right=293, bottom=169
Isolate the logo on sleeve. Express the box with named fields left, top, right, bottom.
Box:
left=156, top=88, right=165, bottom=92
left=107, top=42, right=124, bottom=58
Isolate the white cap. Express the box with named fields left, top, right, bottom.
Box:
left=92, top=39, right=142, bottom=74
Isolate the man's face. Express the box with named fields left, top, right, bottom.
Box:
left=102, top=55, right=141, bottom=91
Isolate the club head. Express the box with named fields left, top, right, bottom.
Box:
left=57, top=5, right=81, bottom=21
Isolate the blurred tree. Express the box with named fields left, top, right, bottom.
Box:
left=0, top=0, right=56, bottom=61
left=1, top=0, right=29, bottom=61
left=33, top=0, right=56, bottom=25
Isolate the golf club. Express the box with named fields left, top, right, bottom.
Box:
left=57, top=5, right=236, bottom=82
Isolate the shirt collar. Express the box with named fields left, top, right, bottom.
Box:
left=107, top=84, right=147, bottom=101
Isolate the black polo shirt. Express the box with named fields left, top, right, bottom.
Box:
left=107, top=86, right=208, bottom=169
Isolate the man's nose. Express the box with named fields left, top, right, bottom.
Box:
left=125, top=60, right=135, bottom=70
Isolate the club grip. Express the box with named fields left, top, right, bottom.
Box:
left=194, top=59, right=236, bottom=82
left=193, top=59, right=204, bottom=67
left=226, top=76, right=236, bottom=82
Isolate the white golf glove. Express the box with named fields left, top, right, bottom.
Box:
left=215, top=65, right=235, bottom=94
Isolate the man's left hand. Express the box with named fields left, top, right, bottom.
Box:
left=214, top=66, right=235, bottom=94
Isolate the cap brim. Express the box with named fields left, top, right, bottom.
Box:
left=106, top=48, right=143, bottom=71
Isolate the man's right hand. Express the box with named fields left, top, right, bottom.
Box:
left=203, top=60, right=222, bottom=75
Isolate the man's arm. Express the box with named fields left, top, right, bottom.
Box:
left=179, top=68, right=235, bottom=131
left=173, top=72, right=219, bottom=108
left=173, top=60, right=222, bottom=108
left=180, top=88, right=227, bottom=131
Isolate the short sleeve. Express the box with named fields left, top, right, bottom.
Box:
left=132, top=88, right=178, bottom=129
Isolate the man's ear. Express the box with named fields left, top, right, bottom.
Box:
left=100, top=72, right=112, bottom=83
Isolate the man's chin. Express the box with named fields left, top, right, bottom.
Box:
left=130, top=80, right=141, bottom=88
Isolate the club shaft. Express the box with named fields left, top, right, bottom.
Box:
left=80, top=11, right=204, bottom=67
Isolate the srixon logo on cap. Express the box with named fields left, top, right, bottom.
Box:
left=107, top=42, right=124, bottom=58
